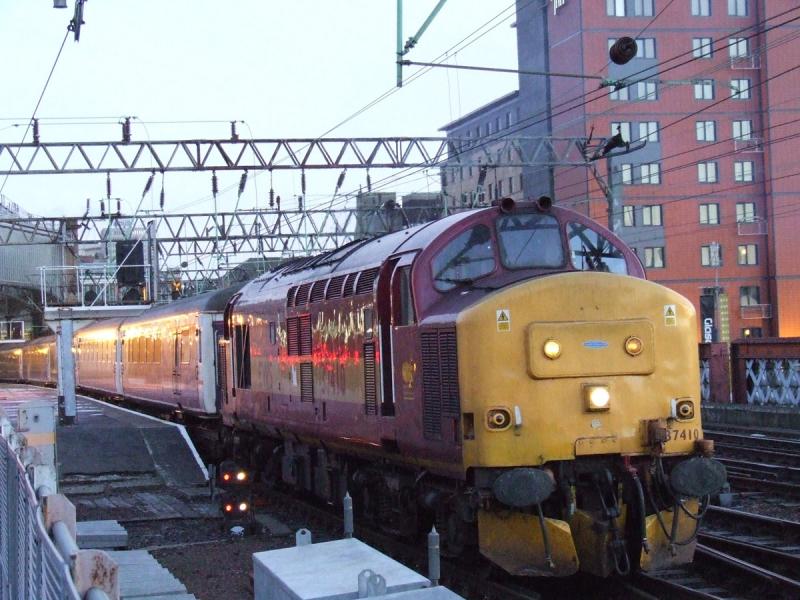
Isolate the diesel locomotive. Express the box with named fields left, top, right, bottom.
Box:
left=0, top=198, right=725, bottom=578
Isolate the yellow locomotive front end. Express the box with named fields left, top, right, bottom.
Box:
left=457, top=271, right=725, bottom=577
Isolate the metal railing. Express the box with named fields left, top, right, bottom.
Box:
left=39, top=264, right=152, bottom=309
left=0, top=411, right=115, bottom=600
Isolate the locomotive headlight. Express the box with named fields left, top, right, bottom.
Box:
left=543, top=339, right=562, bottom=360
left=236, top=471, right=247, bottom=482
left=624, top=336, right=644, bottom=356
left=584, top=385, right=611, bottom=411
left=238, top=502, right=249, bottom=512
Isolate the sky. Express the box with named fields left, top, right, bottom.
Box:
left=0, top=1, right=518, bottom=218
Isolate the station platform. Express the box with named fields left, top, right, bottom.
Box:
left=0, top=384, right=208, bottom=491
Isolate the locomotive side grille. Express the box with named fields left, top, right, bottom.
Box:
left=294, top=283, right=312, bottom=306
left=286, top=317, right=299, bottom=356
left=309, top=280, right=327, bottom=304
left=217, top=340, right=228, bottom=406
left=300, top=362, right=314, bottom=402
left=299, top=314, right=312, bottom=356
left=326, top=275, right=346, bottom=299
left=363, top=342, right=377, bottom=415
left=440, top=330, right=460, bottom=416
left=355, top=267, right=379, bottom=295
left=343, top=272, right=358, bottom=297
left=286, top=286, right=297, bottom=308
left=421, top=328, right=460, bottom=439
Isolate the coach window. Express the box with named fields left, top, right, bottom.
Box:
left=567, top=223, right=628, bottom=274
left=496, top=213, right=564, bottom=269
left=432, top=224, right=496, bottom=291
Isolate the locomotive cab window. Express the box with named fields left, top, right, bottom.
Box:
left=393, top=266, right=416, bottom=326
left=496, top=213, right=564, bottom=269
left=432, top=224, right=496, bottom=291
left=567, top=223, right=628, bottom=274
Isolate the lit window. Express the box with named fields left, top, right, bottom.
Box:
left=636, top=81, right=658, bottom=100
left=699, top=203, right=719, bottom=225
left=739, top=286, right=760, bottom=307
left=733, top=120, right=752, bottom=140
left=644, top=247, right=664, bottom=268
left=641, top=205, right=662, bottom=226
left=636, top=38, right=656, bottom=59
left=693, top=37, right=713, bottom=58
left=623, top=205, right=635, bottom=227
left=692, top=0, right=711, bottom=16
left=731, top=79, right=751, bottom=99
left=640, top=163, right=661, bottom=184
left=736, top=202, right=756, bottom=223
left=611, top=122, right=632, bottom=142
left=729, top=38, right=749, bottom=58
left=694, top=80, right=714, bottom=100
left=738, top=244, right=758, bottom=265
left=728, top=0, right=747, bottom=16
left=610, top=86, right=630, bottom=101
left=734, top=161, right=754, bottom=182
left=701, top=244, right=722, bottom=267
left=696, top=121, right=716, bottom=141
left=638, top=121, right=659, bottom=142
left=698, top=162, right=718, bottom=183
left=620, top=163, right=633, bottom=185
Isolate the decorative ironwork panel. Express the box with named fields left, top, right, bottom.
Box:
left=700, top=359, right=711, bottom=404
left=745, top=358, right=800, bottom=406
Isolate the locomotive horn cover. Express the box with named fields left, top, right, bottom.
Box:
left=669, top=457, right=727, bottom=497
left=536, top=195, right=553, bottom=211
left=492, top=468, right=555, bottom=507
left=499, top=197, right=516, bottom=213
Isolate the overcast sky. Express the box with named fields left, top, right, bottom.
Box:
left=0, top=1, right=518, bottom=218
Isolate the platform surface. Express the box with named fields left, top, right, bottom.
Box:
left=253, top=537, right=432, bottom=600
left=0, top=384, right=207, bottom=489
left=106, top=549, right=198, bottom=600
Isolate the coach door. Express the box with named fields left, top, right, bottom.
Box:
left=172, top=330, right=181, bottom=396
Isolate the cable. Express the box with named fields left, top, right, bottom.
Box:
left=0, top=30, right=70, bottom=198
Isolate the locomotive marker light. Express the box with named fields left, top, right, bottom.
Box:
left=670, top=398, right=695, bottom=421
left=543, top=339, right=562, bottom=360
left=486, top=408, right=512, bottom=430
left=584, top=385, right=611, bottom=411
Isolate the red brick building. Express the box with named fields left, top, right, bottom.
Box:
left=534, top=0, right=800, bottom=339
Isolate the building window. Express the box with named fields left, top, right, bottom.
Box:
left=505, top=112, right=512, bottom=128
left=692, top=0, right=711, bottom=16
left=698, top=162, right=718, bottom=183
left=734, top=161, right=754, bottom=182
left=636, top=81, right=658, bottom=100
left=733, top=120, right=752, bottom=140
left=607, top=0, right=626, bottom=16
left=740, top=286, right=760, bottom=306
left=693, top=37, right=713, bottom=58
left=633, top=0, right=654, bottom=15
left=641, top=204, right=662, bottom=225
left=729, top=37, right=749, bottom=58
left=636, top=38, right=656, bottom=59
left=611, top=122, right=632, bottom=142
left=620, top=163, right=633, bottom=184
left=701, top=244, right=722, bottom=267
left=728, top=0, right=747, bottom=16
left=610, top=86, right=630, bottom=101
left=736, top=202, right=756, bottom=222
left=508, top=176, right=513, bottom=194
left=623, top=205, right=635, bottom=227
left=696, top=120, right=716, bottom=141
left=497, top=180, right=503, bottom=198
left=694, top=79, right=714, bottom=100
left=738, top=244, right=758, bottom=265
left=488, top=183, right=494, bottom=200
left=700, top=203, right=719, bottom=224
left=644, top=247, right=665, bottom=268
left=731, top=78, right=751, bottom=99
left=639, top=121, right=659, bottom=142
left=640, top=163, right=661, bottom=184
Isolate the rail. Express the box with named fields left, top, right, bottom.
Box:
left=0, top=409, right=117, bottom=600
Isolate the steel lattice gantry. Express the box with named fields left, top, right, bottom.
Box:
left=0, top=135, right=592, bottom=174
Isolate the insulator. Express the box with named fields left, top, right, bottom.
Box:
left=298, top=196, right=304, bottom=211
left=32, top=119, right=40, bottom=145
left=100, top=199, right=106, bottom=217
left=269, top=188, right=275, bottom=208
left=142, top=172, right=154, bottom=198
left=212, top=171, right=218, bottom=196
left=367, top=172, right=372, bottom=192
left=609, top=37, right=638, bottom=65
left=122, top=117, right=131, bottom=143
left=116, top=199, right=121, bottom=215
left=238, top=171, right=248, bottom=198
left=276, top=195, right=281, bottom=211
left=336, top=169, right=346, bottom=191
left=160, top=187, right=165, bottom=210
left=301, top=170, right=306, bottom=195
left=84, top=198, right=90, bottom=215
left=106, top=172, right=111, bottom=198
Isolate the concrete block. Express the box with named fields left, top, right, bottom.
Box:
left=77, top=520, right=129, bottom=549
left=253, top=538, right=430, bottom=600
left=381, top=588, right=465, bottom=599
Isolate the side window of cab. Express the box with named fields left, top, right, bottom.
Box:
left=567, top=222, right=628, bottom=274
left=431, top=225, right=496, bottom=291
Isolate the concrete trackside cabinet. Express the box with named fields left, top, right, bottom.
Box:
left=253, top=537, right=464, bottom=600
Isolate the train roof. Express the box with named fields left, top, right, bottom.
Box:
left=122, top=284, right=245, bottom=325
